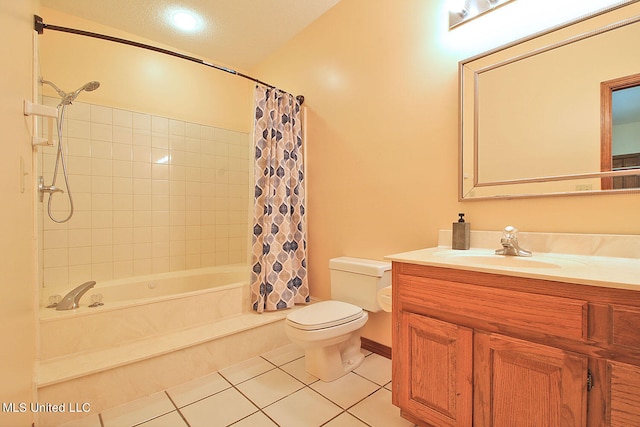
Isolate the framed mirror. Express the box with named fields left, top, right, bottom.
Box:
left=459, top=1, right=640, bottom=199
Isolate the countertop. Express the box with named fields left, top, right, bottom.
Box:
left=386, top=246, right=640, bottom=291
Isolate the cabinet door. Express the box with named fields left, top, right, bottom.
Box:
left=395, top=311, right=473, bottom=427
left=474, top=332, right=588, bottom=427
left=589, top=359, right=640, bottom=427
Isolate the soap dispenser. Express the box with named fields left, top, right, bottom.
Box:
left=452, top=213, right=470, bottom=250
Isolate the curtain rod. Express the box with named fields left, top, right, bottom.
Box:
left=34, top=15, right=304, bottom=105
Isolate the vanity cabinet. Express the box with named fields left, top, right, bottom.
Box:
left=391, top=262, right=640, bottom=427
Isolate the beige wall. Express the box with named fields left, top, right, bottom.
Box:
left=39, top=8, right=253, bottom=133
left=252, top=0, right=640, bottom=347
left=0, top=1, right=38, bottom=426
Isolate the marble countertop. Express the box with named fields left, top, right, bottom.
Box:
left=386, top=230, right=640, bottom=291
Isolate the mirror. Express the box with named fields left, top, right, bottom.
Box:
left=459, top=1, right=640, bottom=199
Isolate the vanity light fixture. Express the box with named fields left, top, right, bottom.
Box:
left=449, top=0, right=515, bottom=29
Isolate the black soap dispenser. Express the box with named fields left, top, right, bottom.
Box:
left=452, top=213, right=470, bottom=250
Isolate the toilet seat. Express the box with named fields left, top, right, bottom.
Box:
left=286, top=300, right=364, bottom=331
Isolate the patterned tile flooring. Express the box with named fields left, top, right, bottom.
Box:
left=61, top=344, right=414, bottom=427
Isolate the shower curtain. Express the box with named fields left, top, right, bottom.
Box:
left=251, top=85, right=309, bottom=313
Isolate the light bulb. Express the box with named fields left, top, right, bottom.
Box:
left=171, top=11, right=198, bottom=31
left=448, top=0, right=469, bottom=15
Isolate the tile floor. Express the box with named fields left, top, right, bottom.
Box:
left=60, top=344, right=414, bottom=427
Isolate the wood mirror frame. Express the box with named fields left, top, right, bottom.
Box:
left=601, top=72, right=640, bottom=190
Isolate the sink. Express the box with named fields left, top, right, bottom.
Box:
left=432, top=251, right=585, bottom=269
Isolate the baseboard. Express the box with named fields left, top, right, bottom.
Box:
left=361, top=337, right=391, bottom=359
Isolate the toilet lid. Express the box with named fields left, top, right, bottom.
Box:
left=287, top=300, right=364, bottom=331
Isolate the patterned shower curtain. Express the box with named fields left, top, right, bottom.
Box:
left=251, top=85, right=309, bottom=313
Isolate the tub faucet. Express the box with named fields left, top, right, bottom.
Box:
left=495, top=226, right=532, bottom=257
left=56, top=281, right=97, bottom=310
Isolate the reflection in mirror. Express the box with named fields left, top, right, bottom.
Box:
left=459, top=1, right=640, bottom=199
left=601, top=76, right=640, bottom=189
left=601, top=73, right=640, bottom=189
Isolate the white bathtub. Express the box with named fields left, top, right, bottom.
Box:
left=37, top=264, right=296, bottom=425
left=39, top=265, right=251, bottom=360
left=40, top=264, right=249, bottom=311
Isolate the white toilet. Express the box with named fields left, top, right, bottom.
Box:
left=285, top=257, right=391, bottom=382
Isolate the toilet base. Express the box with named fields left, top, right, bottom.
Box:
left=304, top=331, right=365, bottom=382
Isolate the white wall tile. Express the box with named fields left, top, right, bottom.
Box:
left=92, top=229, right=113, bottom=246
left=113, top=109, right=133, bottom=128
left=133, top=145, right=151, bottom=163
left=91, top=123, right=113, bottom=143
left=133, top=112, right=151, bottom=131
left=113, top=227, right=133, bottom=244
left=112, top=194, right=133, bottom=211
left=43, top=248, right=68, bottom=268
left=92, top=176, right=112, bottom=194
left=92, top=245, right=114, bottom=263
left=113, top=261, right=134, bottom=279
left=169, top=119, right=185, bottom=136
left=152, top=164, right=169, bottom=180
left=151, top=133, right=169, bottom=148
left=42, top=103, right=250, bottom=288
left=91, top=158, right=112, bottom=176
left=91, top=105, right=113, bottom=125
left=133, top=129, right=152, bottom=146
left=65, top=101, right=91, bottom=121
left=68, top=264, right=92, bottom=284
left=68, top=138, right=92, bottom=157
left=113, top=160, right=133, bottom=178
left=113, top=177, right=133, bottom=195
left=185, top=122, right=201, bottom=139
left=133, top=242, right=153, bottom=259
left=112, top=143, right=132, bottom=160
left=67, top=119, right=91, bottom=140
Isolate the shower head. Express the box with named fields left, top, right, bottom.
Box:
left=40, top=78, right=101, bottom=106
left=65, top=81, right=101, bottom=105
left=76, top=81, right=100, bottom=93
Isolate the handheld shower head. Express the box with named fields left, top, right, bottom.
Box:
left=40, top=78, right=101, bottom=105
left=77, top=81, right=100, bottom=93
left=66, top=81, right=101, bottom=105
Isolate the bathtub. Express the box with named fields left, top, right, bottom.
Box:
left=39, top=264, right=252, bottom=360
left=40, top=264, right=249, bottom=311
left=37, top=264, right=296, bottom=425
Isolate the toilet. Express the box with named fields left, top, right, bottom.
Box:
left=285, top=257, right=391, bottom=382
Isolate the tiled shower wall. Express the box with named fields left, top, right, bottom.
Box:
left=40, top=96, right=250, bottom=288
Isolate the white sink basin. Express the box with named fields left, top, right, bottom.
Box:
left=432, top=251, right=585, bottom=269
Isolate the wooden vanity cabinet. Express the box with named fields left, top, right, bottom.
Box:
left=391, top=262, right=640, bottom=427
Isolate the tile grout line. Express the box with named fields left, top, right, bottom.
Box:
left=95, top=350, right=392, bottom=427
left=164, top=390, right=192, bottom=427
left=220, top=356, right=282, bottom=426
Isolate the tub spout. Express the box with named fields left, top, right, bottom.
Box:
left=56, top=281, right=96, bottom=310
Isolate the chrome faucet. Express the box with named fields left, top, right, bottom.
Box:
left=495, top=226, right=532, bottom=257
left=56, top=281, right=97, bottom=310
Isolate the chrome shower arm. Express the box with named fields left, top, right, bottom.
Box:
left=40, top=78, right=68, bottom=99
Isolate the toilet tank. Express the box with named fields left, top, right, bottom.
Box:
left=329, top=257, right=392, bottom=312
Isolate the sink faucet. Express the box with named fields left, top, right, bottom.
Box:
left=56, top=281, right=97, bottom=310
left=495, top=226, right=532, bottom=257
